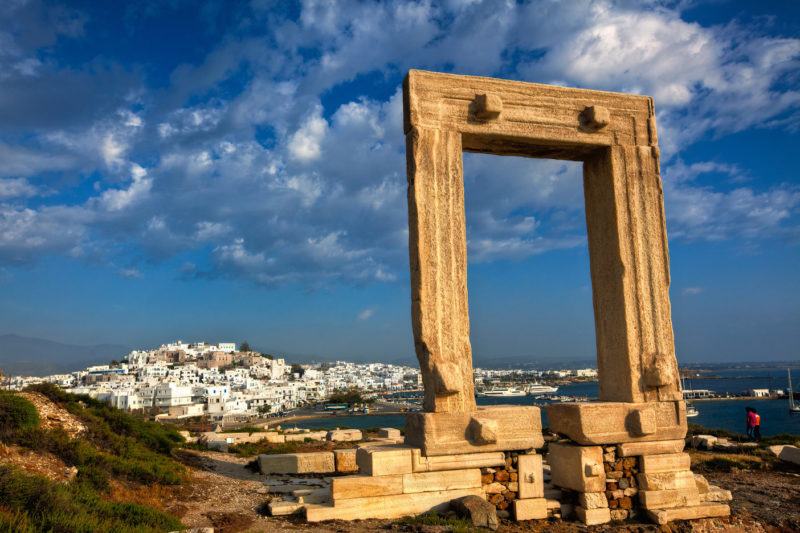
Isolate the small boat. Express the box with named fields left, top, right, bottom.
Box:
left=686, top=404, right=699, bottom=417
left=788, top=369, right=800, bottom=415
left=478, top=388, right=526, bottom=397
left=525, top=383, right=559, bottom=396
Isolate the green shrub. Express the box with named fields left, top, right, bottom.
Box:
left=12, top=387, right=185, bottom=486
left=228, top=441, right=299, bottom=457
left=0, top=465, right=182, bottom=533
left=399, top=511, right=479, bottom=533
left=695, top=457, right=750, bottom=473
left=220, top=426, right=265, bottom=433
left=0, top=393, right=39, bottom=441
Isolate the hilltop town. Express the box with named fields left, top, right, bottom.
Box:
left=3, top=341, right=597, bottom=422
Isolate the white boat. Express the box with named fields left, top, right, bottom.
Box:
left=788, top=369, right=800, bottom=415
left=686, top=404, right=699, bottom=417
left=526, top=383, right=559, bottom=396
left=478, top=388, right=527, bottom=397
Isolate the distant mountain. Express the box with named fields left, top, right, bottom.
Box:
left=0, top=334, right=131, bottom=376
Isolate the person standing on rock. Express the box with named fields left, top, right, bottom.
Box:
left=753, top=408, right=761, bottom=440
left=745, top=406, right=756, bottom=441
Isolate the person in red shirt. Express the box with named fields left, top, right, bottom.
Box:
left=753, top=408, right=761, bottom=440
left=745, top=406, right=756, bottom=441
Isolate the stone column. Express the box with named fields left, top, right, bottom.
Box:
left=406, top=126, right=476, bottom=414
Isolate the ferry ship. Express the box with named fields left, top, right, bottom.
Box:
left=477, top=387, right=527, bottom=397
left=525, top=383, right=559, bottom=396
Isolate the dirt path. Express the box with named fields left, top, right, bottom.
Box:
left=170, top=449, right=795, bottom=533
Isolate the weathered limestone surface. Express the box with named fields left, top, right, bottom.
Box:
left=578, top=492, right=609, bottom=510
left=513, top=498, right=548, bottom=520
left=403, top=69, right=681, bottom=411
left=517, top=454, right=544, bottom=499
left=411, top=449, right=505, bottom=472
left=404, top=405, right=543, bottom=455
left=305, top=488, right=483, bottom=522
left=403, top=469, right=481, bottom=494
left=646, top=504, right=730, bottom=525
left=548, top=443, right=606, bottom=492
left=700, top=487, right=732, bottom=502
left=637, top=471, right=696, bottom=491
left=640, top=453, right=691, bottom=473
left=333, top=449, right=358, bottom=473
left=545, top=401, right=686, bottom=444
left=285, top=431, right=327, bottom=442
left=258, top=452, right=335, bottom=474
left=639, top=488, right=700, bottom=509
left=617, top=439, right=685, bottom=457
left=378, top=428, right=402, bottom=439
left=356, top=445, right=413, bottom=476
left=575, top=506, right=611, bottom=525
left=331, top=475, right=403, bottom=501
left=327, top=429, right=362, bottom=442
left=694, top=474, right=710, bottom=494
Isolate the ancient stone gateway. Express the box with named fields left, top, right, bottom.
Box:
left=303, top=71, right=731, bottom=524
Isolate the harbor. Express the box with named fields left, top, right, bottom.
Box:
left=284, top=367, right=800, bottom=437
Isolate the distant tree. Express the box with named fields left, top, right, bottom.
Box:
left=328, top=389, right=374, bottom=406
left=240, top=341, right=251, bottom=352
left=291, top=363, right=305, bottom=377
left=260, top=353, right=275, bottom=360
left=109, top=359, right=120, bottom=368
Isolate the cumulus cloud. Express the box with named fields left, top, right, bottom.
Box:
left=0, top=0, right=797, bottom=286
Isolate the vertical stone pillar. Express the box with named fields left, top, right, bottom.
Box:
left=406, top=126, right=476, bottom=413
left=583, top=145, right=681, bottom=403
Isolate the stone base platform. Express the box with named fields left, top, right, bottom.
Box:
left=404, top=405, right=543, bottom=456
left=544, top=401, right=687, bottom=445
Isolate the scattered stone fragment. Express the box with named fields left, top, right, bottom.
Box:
left=450, top=495, right=499, bottom=530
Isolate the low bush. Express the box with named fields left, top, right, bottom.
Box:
left=0, top=393, right=39, bottom=441
left=15, top=385, right=186, bottom=486
left=695, top=457, right=753, bottom=473
left=398, top=511, right=478, bottom=533
left=0, top=465, right=182, bottom=533
left=228, top=441, right=300, bottom=457
left=220, top=426, right=266, bottom=433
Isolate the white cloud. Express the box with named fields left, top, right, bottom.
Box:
left=0, top=0, right=797, bottom=286
left=288, top=108, right=328, bottom=162
left=357, top=307, right=375, bottom=321
left=119, top=267, right=143, bottom=279
left=98, top=163, right=152, bottom=211
left=0, top=178, right=37, bottom=199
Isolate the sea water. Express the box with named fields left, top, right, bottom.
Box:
left=290, top=368, right=800, bottom=436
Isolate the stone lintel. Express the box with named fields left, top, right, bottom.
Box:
left=617, top=439, right=685, bottom=457
left=305, top=488, right=483, bottom=522
left=544, top=401, right=686, bottom=445
left=646, top=503, right=730, bottom=525
left=639, top=452, right=691, bottom=473
left=404, top=405, right=543, bottom=456
left=639, top=488, right=700, bottom=510
left=411, top=449, right=505, bottom=472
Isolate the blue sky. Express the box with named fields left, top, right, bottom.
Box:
left=0, top=0, right=798, bottom=365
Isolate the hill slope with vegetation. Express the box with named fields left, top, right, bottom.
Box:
left=0, top=383, right=185, bottom=532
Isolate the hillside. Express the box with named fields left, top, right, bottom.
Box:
left=0, top=383, right=185, bottom=532
left=0, top=334, right=130, bottom=375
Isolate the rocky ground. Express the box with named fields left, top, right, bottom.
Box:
left=165, top=448, right=800, bottom=533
